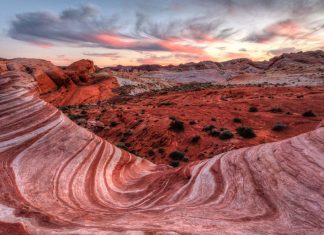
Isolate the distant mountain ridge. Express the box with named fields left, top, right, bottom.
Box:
left=107, top=50, right=324, bottom=72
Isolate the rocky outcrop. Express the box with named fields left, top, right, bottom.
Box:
left=65, top=59, right=96, bottom=83
left=0, top=68, right=324, bottom=234
left=109, top=50, right=324, bottom=77
left=1, top=58, right=70, bottom=89
left=267, top=50, right=324, bottom=72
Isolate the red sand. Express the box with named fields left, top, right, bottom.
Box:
left=60, top=85, right=324, bottom=165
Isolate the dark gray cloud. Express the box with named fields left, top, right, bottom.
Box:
left=185, top=0, right=324, bottom=16
left=243, top=31, right=275, bottom=43
left=60, top=4, right=98, bottom=20
left=8, top=4, right=221, bottom=53
left=8, top=5, right=170, bottom=52
left=133, top=13, right=235, bottom=41
left=8, top=4, right=117, bottom=45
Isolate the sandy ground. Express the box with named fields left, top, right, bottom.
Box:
left=59, top=85, right=324, bottom=166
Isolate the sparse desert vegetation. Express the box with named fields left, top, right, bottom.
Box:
left=272, top=123, right=288, bottom=132
left=56, top=85, right=323, bottom=165
left=303, top=110, right=316, bottom=117
left=169, top=118, right=185, bottom=132
left=236, top=127, right=256, bottom=138
left=249, top=106, right=258, bottom=112
left=219, top=130, right=234, bottom=140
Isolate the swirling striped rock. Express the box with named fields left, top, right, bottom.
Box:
left=0, top=70, right=324, bottom=234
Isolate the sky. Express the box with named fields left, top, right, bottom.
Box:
left=0, top=0, right=324, bottom=67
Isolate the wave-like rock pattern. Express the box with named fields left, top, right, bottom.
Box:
left=0, top=70, right=324, bottom=234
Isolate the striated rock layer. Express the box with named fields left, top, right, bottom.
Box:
left=0, top=70, right=324, bottom=234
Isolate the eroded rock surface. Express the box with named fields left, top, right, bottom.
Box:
left=65, top=59, right=96, bottom=83
left=0, top=70, right=324, bottom=234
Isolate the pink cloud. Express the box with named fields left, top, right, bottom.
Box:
left=95, top=34, right=136, bottom=48
left=30, top=41, right=53, bottom=48
left=158, top=38, right=206, bottom=55
left=267, top=20, right=305, bottom=39
left=94, top=34, right=209, bottom=57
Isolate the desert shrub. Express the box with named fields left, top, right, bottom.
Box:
left=116, top=142, right=127, bottom=150
left=191, top=135, right=201, bottom=143
left=169, top=161, right=180, bottom=167
left=68, top=114, right=83, bottom=120
left=59, top=106, right=70, bottom=111
left=219, top=130, right=233, bottom=140
left=272, top=123, right=288, bottom=132
left=80, top=110, right=87, bottom=115
left=130, top=150, right=139, bottom=155
left=209, top=130, right=220, bottom=137
left=189, top=120, right=196, bottom=125
left=302, top=110, right=316, bottom=117
left=211, top=118, right=216, bottom=121
left=270, top=107, right=283, bottom=113
left=236, top=127, right=256, bottom=138
left=202, top=125, right=215, bottom=132
left=110, top=121, right=119, bottom=127
left=233, top=117, right=242, bottom=123
left=169, top=119, right=184, bottom=132
left=183, top=157, right=189, bottom=162
left=169, top=151, right=185, bottom=161
left=148, top=149, right=155, bottom=156
left=123, top=130, right=132, bottom=136
left=158, top=148, right=165, bottom=154
left=159, top=101, right=173, bottom=106
left=249, top=106, right=258, bottom=112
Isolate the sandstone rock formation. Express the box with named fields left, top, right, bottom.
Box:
left=110, top=50, right=324, bottom=89
left=0, top=58, right=119, bottom=107
left=65, top=59, right=96, bottom=83
left=109, top=50, right=324, bottom=73
left=0, top=58, right=70, bottom=93
left=0, top=65, right=323, bottom=234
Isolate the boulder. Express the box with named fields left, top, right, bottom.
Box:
left=65, top=59, right=95, bottom=83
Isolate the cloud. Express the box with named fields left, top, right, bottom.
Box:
left=243, top=19, right=307, bottom=43
left=134, top=13, right=235, bottom=43
left=8, top=4, right=214, bottom=56
left=60, top=4, right=98, bottom=20
left=8, top=4, right=117, bottom=46
left=185, top=0, right=324, bottom=17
